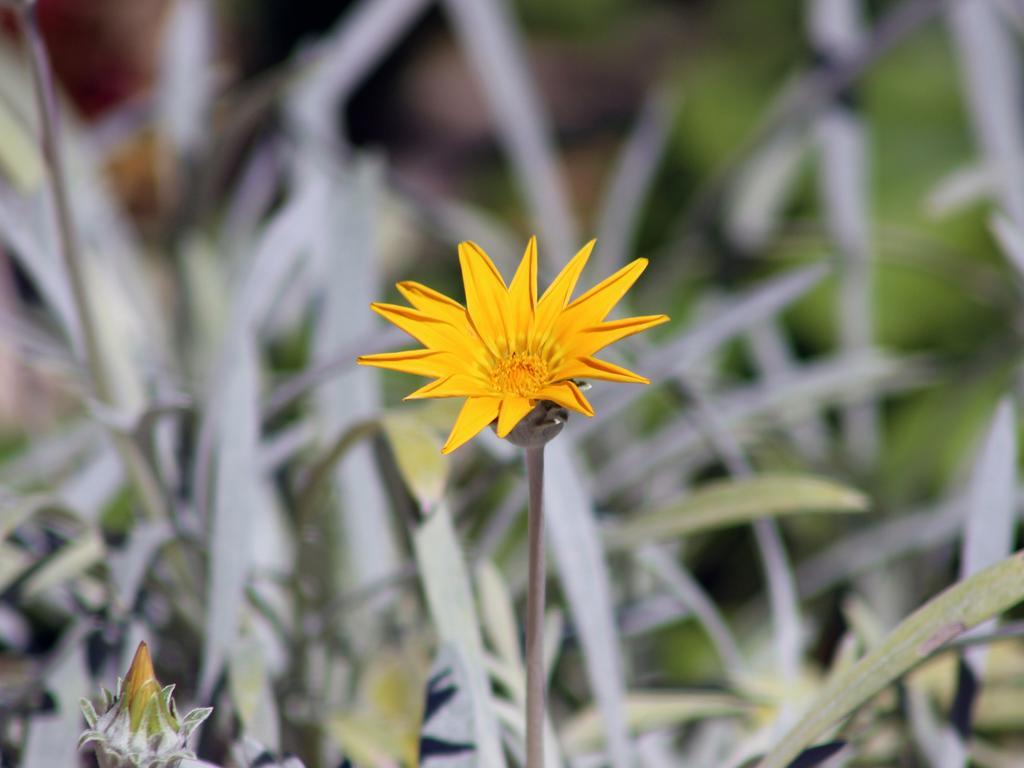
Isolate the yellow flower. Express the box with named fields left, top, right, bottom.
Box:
left=358, top=238, right=669, bottom=453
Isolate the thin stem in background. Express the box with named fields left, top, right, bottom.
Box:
left=21, top=3, right=106, bottom=398
left=525, top=444, right=547, bottom=768
left=19, top=3, right=171, bottom=529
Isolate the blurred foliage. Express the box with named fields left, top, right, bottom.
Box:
left=0, top=0, right=1024, bottom=767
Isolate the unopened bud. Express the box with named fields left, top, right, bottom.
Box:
left=79, top=642, right=212, bottom=768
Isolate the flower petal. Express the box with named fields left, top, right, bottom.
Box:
left=564, top=258, right=648, bottom=326
left=357, top=349, right=459, bottom=378
left=508, top=236, right=538, bottom=315
left=496, top=396, right=535, bottom=437
left=405, top=373, right=494, bottom=400
left=396, top=281, right=473, bottom=332
left=572, top=314, right=670, bottom=356
left=443, top=397, right=501, bottom=454
left=554, top=355, right=650, bottom=384
left=536, top=380, right=595, bottom=417
left=534, top=239, right=595, bottom=340
left=371, top=303, right=485, bottom=361
left=458, top=241, right=510, bottom=356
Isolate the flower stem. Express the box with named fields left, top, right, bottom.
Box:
left=525, top=444, right=546, bottom=768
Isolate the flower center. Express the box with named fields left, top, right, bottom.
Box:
left=490, top=352, right=549, bottom=397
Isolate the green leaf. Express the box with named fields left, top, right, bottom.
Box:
left=382, top=412, right=448, bottom=508
left=561, top=690, right=752, bottom=755
left=0, top=96, right=42, bottom=190
left=21, top=530, right=105, bottom=599
left=755, top=550, right=1024, bottom=768
left=0, top=495, right=54, bottom=542
left=604, top=474, right=867, bottom=551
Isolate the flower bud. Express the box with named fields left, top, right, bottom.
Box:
left=79, top=642, right=212, bottom=768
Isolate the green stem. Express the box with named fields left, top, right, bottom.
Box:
left=525, top=444, right=546, bottom=768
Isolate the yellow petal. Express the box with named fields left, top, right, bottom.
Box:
left=534, top=239, right=595, bottom=339
left=573, top=314, right=670, bottom=356
left=496, top=396, right=535, bottom=437
left=357, top=349, right=459, bottom=378
left=405, top=373, right=493, bottom=400
left=396, top=281, right=473, bottom=332
left=554, top=355, right=650, bottom=384
left=458, top=241, right=510, bottom=356
left=536, top=380, right=595, bottom=417
left=443, top=397, right=501, bottom=454
left=565, top=258, right=648, bottom=325
left=371, top=303, right=484, bottom=361
left=508, top=236, right=538, bottom=314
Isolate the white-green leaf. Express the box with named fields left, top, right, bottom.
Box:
left=413, top=503, right=507, bottom=768
left=383, top=412, right=448, bottom=509
left=561, top=690, right=751, bottom=755
left=545, top=442, right=633, bottom=767
left=199, top=330, right=260, bottom=699
left=0, top=95, right=42, bottom=190
left=21, top=529, right=105, bottom=599
left=605, top=474, right=868, bottom=551
left=755, top=550, right=1024, bottom=768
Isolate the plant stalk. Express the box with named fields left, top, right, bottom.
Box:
left=21, top=3, right=107, bottom=399
left=20, top=4, right=171, bottom=527
left=525, top=444, right=546, bottom=768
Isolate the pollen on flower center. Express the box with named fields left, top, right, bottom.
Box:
left=490, top=352, right=549, bottom=396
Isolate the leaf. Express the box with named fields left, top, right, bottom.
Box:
left=106, top=519, right=175, bottom=609
left=441, top=0, right=577, bottom=266
left=949, top=0, right=1024, bottom=224
left=594, top=86, right=680, bottom=275
left=605, top=474, right=868, bottom=551
left=476, top=560, right=521, bottom=669
left=0, top=495, right=53, bottom=542
left=544, top=442, right=632, bottom=766
left=198, top=329, right=261, bottom=699
left=310, top=156, right=401, bottom=590
left=477, top=562, right=565, bottom=768
left=0, top=541, right=31, bottom=594
left=228, top=630, right=279, bottom=749
left=21, top=529, right=105, bottom=599
left=961, top=398, right=1017, bottom=584
left=412, top=504, right=507, bottom=768
left=418, top=645, right=477, bottom=767
left=0, top=95, right=42, bottom=190
left=991, top=212, right=1024, bottom=283
left=22, top=631, right=89, bottom=768
left=288, top=0, right=432, bottom=145
left=726, top=105, right=808, bottom=250
left=157, top=0, right=214, bottom=155
left=952, top=396, right=1017, bottom=753
left=582, top=263, right=830, bottom=434
left=383, top=413, right=449, bottom=509
left=561, top=690, right=751, bottom=755
left=755, top=550, right=1024, bottom=768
